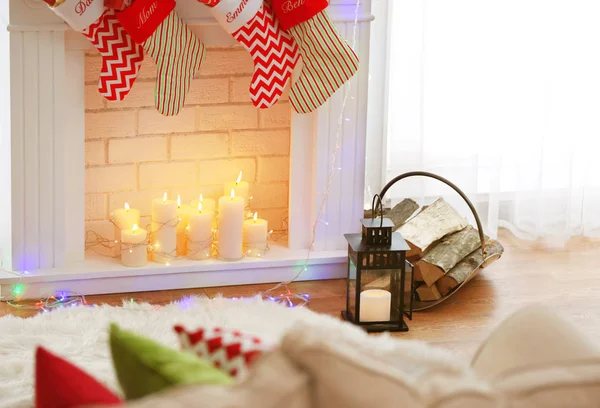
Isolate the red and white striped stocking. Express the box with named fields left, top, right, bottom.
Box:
left=50, top=0, right=144, bottom=101
left=199, top=0, right=299, bottom=109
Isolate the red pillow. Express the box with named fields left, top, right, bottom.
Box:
left=174, top=325, right=275, bottom=378
left=35, top=346, right=121, bottom=408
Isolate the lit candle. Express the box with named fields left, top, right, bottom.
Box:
left=121, top=224, right=148, bottom=267
left=175, top=195, right=190, bottom=256
left=243, top=212, right=268, bottom=257
left=359, top=289, right=391, bottom=322
left=218, top=189, right=245, bottom=261
left=151, top=192, right=177, bottom=264
left=187, top=202, right=214, bottom=260
left=190, top=194, right=216, bottom=213
left=113, top=202, right=140, bottom=230
left=223, top=171, right=249, bottom=208
left=112, top=202, right=141, bottom=257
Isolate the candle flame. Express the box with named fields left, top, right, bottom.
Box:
left=253, top=212, right=258, bottom=223
left=230, top=189, right=235, bottom=199
left=236, top=171, right=242, bottom=184
left=199, top=193, right=203, bottom=202
left=177, top=194, right=181, bottom=208
left=124, top=202, right=130, bottom=211
left=198, top=201, right=203, bottom=213
left=162, top=192, right=167, bottom=203
left=132, top=224, right=139, bottom=233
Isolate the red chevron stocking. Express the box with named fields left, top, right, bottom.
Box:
left=198, top=0, right=299, bottom=108
left=50, top=0, right=143, bottom=101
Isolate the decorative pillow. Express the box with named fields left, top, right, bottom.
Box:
left=174, top=325, right=275, bottom=378
left=109, top=323, right=233, bottom=400
left=35, top=346, right=122, bottom=408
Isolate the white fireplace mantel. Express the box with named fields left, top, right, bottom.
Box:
left=0, top=0, right=373, bottom=299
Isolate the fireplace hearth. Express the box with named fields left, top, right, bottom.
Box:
left=0, top=0, right=373, bottom=299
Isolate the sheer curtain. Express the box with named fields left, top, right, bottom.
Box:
left=380, top=0, right=600, bottom=240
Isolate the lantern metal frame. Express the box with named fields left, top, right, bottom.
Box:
left=342, top=194, right=412, bottom=332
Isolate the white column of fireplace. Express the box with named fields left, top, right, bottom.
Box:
left=0, top=0, right=373, bottom=299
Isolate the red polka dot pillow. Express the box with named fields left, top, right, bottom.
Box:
left=174, top=325, right=275, bottom=379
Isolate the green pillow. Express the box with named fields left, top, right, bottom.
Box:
left=109, top=323, right=233, bottom=400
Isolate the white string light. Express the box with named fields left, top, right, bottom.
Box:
left=262, top=0, right=362, bottom=306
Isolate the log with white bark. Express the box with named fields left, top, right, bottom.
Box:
left=384, top=198, right=419, bottom=227
left=436, top=240, right=504, bottom=296
left=396, top=198, right=469, bottom=259
left=416, top=283, right=442, bottom=301
left=415, top=226, right=482, bottom=287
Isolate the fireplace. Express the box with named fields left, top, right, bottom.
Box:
left=0, top=0, right=373, bottom=299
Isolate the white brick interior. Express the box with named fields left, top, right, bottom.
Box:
left=84, top=47, right=290, bottom=255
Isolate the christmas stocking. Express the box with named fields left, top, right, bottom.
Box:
left=50, top=0, right=144, bottom=101
left=272, top=0, right=360, bottom=114
left=117, top=0, right=206, bottom=116
left=198, top=0, right=299, bottom=109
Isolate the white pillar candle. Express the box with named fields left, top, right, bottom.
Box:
left=121, top=224, right=148, bottom=267
left=175, top=195, right=190, bottom=256
left=223, top=171, right=249, bottom=208
left=112, top=202, right=140, bottom=257
left=113, top=202, right=140, bottom=230
left=190, top=194, right=216, bottom=213
left=190, top=194, right=217, bottom=228
left=243, top=212, right=268, bottom=257
left=187, top=202, right=214, bottom=260
left=151, top=192, right=177, bottom=264
left=359, top=289, right=391, bottom=322
left=218, top=189, right=245, bottom=261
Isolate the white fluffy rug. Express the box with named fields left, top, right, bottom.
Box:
left=0, top=296, right=345, bottom=407
left=0, top=296, right=466, bottom=408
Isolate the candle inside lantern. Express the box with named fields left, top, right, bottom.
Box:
left=151, top=192, right=177, bottom=264
left=218, top=189, right=245, bottom=261
left=223, top=171, right=249, bottom=208
left=175, top=195, right=190, bottom=256
left=359, top=289, right=391, bottom=322
left=121, top=224, right=148, bottom=267
left=187, top=202, right=214, bottom=260
left=243, top=212, right=268, bottom=257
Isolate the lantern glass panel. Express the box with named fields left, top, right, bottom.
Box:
left=347, top=256, right=358, bottom=318
left=404, top=261, right=414, bottom=319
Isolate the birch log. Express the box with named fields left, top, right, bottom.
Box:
left=436, top=240, right=504, bottom=296
left=416, top=283, right=442, bottom=301
left=397, top=198, right=469, bottom=259
left=385, top=199, right=419, bottom=227
left=415, top=226, right=482, bottom=287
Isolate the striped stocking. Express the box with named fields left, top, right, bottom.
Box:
left=198, top=0, right=299, bottom=109
left=272, top=1, right=360, bottom=114
left=117, top=0, right=206, bottom=116
left=49, top=0, right=144, bottom=102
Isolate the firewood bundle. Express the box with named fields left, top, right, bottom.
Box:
left=371, top=198, right=504, bottom=304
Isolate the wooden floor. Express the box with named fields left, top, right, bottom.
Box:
left=2, top=230, right=600, bottom=358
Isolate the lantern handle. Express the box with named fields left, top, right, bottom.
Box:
left=379, top=171, right=487, bottom=257
left=371, top=194, right=385, bottom=228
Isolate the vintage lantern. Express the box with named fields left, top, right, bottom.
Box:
left=342, top=195, right=414, bottom=332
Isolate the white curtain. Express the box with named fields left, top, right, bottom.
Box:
left=380, top=0, right=600, bottom=240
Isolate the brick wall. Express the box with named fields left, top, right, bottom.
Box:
left=84, top=46, right=290, bottom=248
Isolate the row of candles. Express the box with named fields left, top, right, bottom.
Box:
left=111, top=172, right=270, bottom=267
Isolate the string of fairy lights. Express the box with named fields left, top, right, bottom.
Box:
left=2, top=0, right=362, bottom=311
